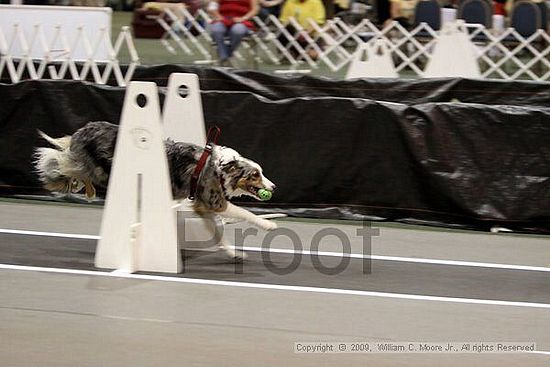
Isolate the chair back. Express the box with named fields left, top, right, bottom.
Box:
left=536, top=1, right=548, bottom=30
left=414, top=0, right=442, bottom=30
left=511, top=1, right=541, bottom=37
left=457, top=0, right=493, bottom=28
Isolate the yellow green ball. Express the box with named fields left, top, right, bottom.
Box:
left=258, top=189, right=272, bottom=201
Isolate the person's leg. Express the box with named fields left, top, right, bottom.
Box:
left=276, top=24, right=299, bottom=58
left=210, top=22, right=230, bottom=60
left=227, top=23, right=249, bottom=58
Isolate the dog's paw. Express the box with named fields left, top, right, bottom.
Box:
left=257, top=219, right=278, bottom=231
left=223, top=247, right=248, bottom=262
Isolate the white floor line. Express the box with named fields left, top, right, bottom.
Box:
left=0, top=228, right=99, bottom=240
left=2, top=228, right=549, bottom=273
left=527, top=350, right=550, bottom=355
left=237, top=246, right=550, bottom=273
left=1, top=263, right=549, bottom=309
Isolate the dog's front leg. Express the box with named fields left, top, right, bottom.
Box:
left=218, top=202, right=278, bottom=231
left=206, top=214, right=247, bottom=261
left=218, top=232, right=248, bottom=261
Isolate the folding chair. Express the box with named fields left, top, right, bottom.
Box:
left=414, top=0, right=441, bottom=31
left=159, top=7, right=213, bottom=60
left=536, top=1, right=548, bottom=31
left=406, top=1, right=442, bottom=71
left=457, top=0, right=493, bottom=28
left=510, top=0, right=541, bottom=38
left=493, top=1, right=547, bottom=80
left=457, top=0, right=493, bottom=43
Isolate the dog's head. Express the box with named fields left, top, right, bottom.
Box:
left=214, top=146, right=275, bottom=200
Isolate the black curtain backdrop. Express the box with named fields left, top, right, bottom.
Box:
left=1, top=67, right=549, bottom=233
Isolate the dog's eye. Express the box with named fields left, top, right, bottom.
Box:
left=251, top=171, right=260, bottom=179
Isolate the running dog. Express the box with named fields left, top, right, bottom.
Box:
left=34, top=121, right=277, bottom=260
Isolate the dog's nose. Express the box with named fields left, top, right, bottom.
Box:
left=270, top=184, right=277, bottom=191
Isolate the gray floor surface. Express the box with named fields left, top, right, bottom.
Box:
left=0, top=200, right=549, bottom=366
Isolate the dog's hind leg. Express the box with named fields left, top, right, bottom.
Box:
left=69, top=178, right=85, bottom=194
left=83, top=179, right=96, bottom=201
left=185, top=210, right=247, bottom=262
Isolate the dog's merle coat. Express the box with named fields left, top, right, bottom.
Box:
left=36, top=121, right=273, bottom=213
left=35, top=121, right=277, bottom=259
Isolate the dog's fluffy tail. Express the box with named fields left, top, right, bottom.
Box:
left=37, top=130, right=71, bottom=150
left=34, top=131, right=76, bottom=192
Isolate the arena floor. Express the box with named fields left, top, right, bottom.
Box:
left=0, top=199, right=549, bottom=366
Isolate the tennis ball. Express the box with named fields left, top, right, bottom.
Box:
left=258, top=188, right=272, bottom=201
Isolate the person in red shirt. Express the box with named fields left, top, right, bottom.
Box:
left=208, top=0, right=260, bottom=65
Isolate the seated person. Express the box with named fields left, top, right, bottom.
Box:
left=384, top=0, right=419, bottom=28
left=279, top=0, right=326, bottom=30
left=278, top=0, right=326, bottom=59
left=142, top=1, right=187, bottom=21
left=493, top=0, right=506, bottom=15
left=140, top=0, right=204, bottom=25
left=259, top=0, right=285, bottom=18
left=208, top=0, right=260, bottom=65
left=333, top=0, right=351, bottom=14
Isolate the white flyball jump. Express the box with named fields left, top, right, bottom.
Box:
left=345, top=39, right=398, bottom=80
left=163, top=73, right=221, bottom=253
left=95, top=73, right=208, bottom=274
left=163, top=73, right=206, bottom=145
left=424, top=20, right=481, bottom=78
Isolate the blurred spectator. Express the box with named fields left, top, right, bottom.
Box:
left=138, top=0, right=205, bottom=31
left=438, top=0, right=458, bottom=7
left=208, top=0, right=260, bottom=65
left=279, top=0, right=326, bottom=30
left=333, top=0, right=351, bottom=14
left=141, top=1, right=188, bottom=21
left=259, top=0, right=284, bottom=18
left=133, top=0, right=205, bottom=38
left=376, top=0, right=391, bottom=24
left=139, top=0, right=204, bottom=15
left=278, top=0, right=326, bottom=59
left=384, top=0, right=419, bottom=28
left=493, top=0, right=506, bottom=15
left=505, top=0, right=546, bottom=15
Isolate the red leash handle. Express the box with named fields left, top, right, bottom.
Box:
left=189, top=126, right=221, bottom=200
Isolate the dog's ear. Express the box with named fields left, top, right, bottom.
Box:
left=220, top=160, right=241, bottom=174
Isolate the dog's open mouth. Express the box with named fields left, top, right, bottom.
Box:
left=247, top=185, right=262, bottom=198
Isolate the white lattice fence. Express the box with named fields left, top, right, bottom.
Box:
left=305, top=19, right=550, bottom=81
left=2, top=12, right=548, bottom=82
left=0, top=23, right=139, bottom=86
left=469, top=26, right=550, bottom=81
left=150, top=11, right=550, bottom=81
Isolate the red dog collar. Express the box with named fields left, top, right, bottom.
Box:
left=189, top=126, right=221, bottom=200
